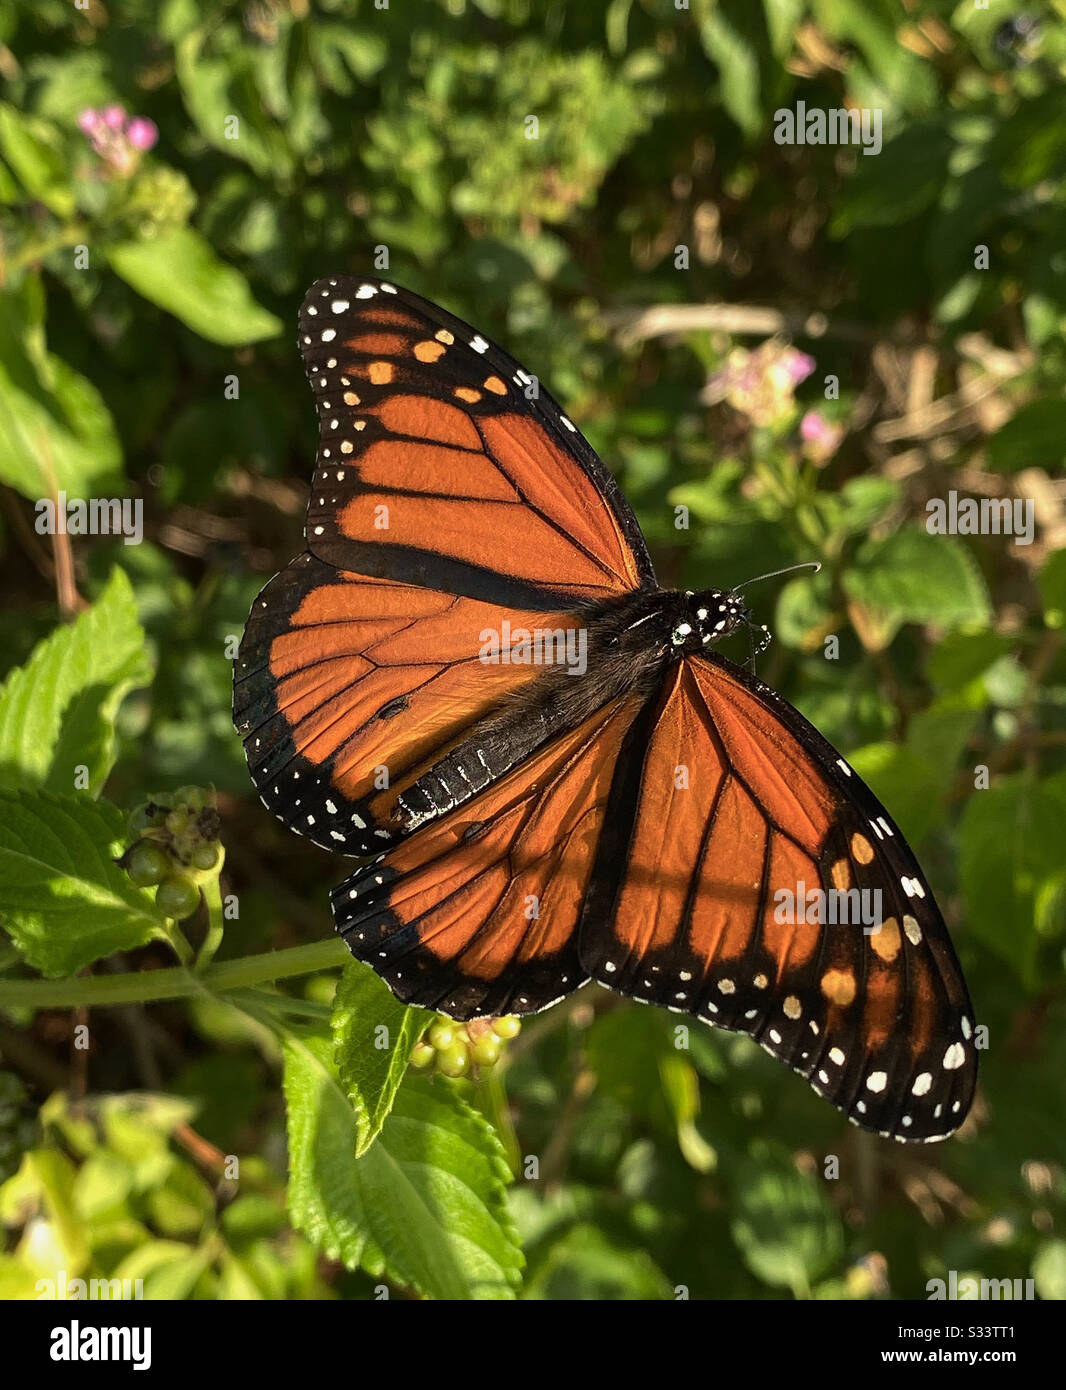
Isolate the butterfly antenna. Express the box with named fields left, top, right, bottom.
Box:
left=733, top=560, right=822, bottom=593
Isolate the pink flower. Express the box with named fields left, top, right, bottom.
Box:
left=800, top=410, right=831, bottom=443
left=783, top=348, right=816, bottom=386
left=126, top=117, right=158, bottom=151
left=77, top=106, right=156, bottom=175
left=800, top=410, right=844, bottom=462
left=704, top=342, right=818, bottom=427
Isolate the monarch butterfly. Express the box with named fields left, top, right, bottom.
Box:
left=233, top=275, right=977, bottom=1144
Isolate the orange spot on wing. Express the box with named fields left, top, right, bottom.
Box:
left=455, top=387, right=482, bottom=403
left=483, top=375, right=507, bottom=395
left=414, top=340, right=446, bottom=362
left=821, top=968, right=856, bottom=1007
left=871, top=916, right=901, bottom=963
left=851, top=832, right=874, bottom=864
left=368, top=361, right=395, bottom=385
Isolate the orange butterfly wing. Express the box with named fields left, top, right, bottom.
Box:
left=236, top=275, right=977, bottom=1145
left=234, top=277, right=654, bottom=853
left=298, top=275, right=652, bottom=602
left=332, top=695, right=645, bottom=1017
left=577, top=655, right=977, bottom=1142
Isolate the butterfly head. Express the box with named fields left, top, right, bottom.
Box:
left=670, top=588, right=762, bottom=653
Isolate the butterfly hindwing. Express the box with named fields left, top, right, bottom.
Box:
left=332, top=694, right=645, bottom=1017
left=577, top=654, right=977, bottom=1142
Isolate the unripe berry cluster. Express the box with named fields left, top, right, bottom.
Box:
left=118, top=787, right=222, bottom=921
left=409, top=1015, right=522, bottom=1078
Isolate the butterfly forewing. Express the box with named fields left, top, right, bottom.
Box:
left=298, top=275, right=655, bottom=604
left=234, top=554, right=591, bottom=854
left=235, top=275, right=657, bottom=852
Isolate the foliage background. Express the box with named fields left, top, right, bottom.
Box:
left=0, top=0, right=1064, bottom=1301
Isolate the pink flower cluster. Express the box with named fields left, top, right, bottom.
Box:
left=77, top=105, right=157, bottom=174
left=800, top=409, right=844, bottom=464
left=704, top=341, right=816, bottom=427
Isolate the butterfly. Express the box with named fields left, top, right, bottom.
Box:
left=233, top=275, right=977, bottom=1143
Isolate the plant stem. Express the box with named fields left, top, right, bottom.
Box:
left=157, top=922, right=195, bottom=967
left=0, top=939, right=349, bottom=1010
left=195, top=863, right=226, bottom=971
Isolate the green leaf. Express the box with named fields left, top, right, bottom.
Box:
left=0, top=790, right=166, bottom=976
left=762, top=0, right=805, bottom=60
left=586, top=1005, right=716, bottom=1168
left=844, top=528, right=990, bottom=632
left=810, top=0, right=936, bottom=112
left=173, top=24, right=291, bottom=179
left=927, top=630, right=1015, bottom=692
left=730, top=1149, right=843, bottom=1295
left=217, top=1253, right=264, bottom=1300
left=987, top=399, right=1066, bottom=474
left=283, top=1028, right=523, bottom=1299
left=283, top=1023, right=522, bottom=1301
left=586, top=1006, right=677, bottom=1127
left=989, top=90, right=1066, bottom=190
left=832, top=124, right=953, bottom=233
left=700, top=14, right=761, bottom=136
left=817, top=475, right=900, bottom=539
left=332, top=961, right=433, bottom=1159
left=106, top=227, right=281, bottom=345
left=958, top=772, right=1066, bottom=986
left=112, top=1239, right=212, bottom=1300
left=523, top=1223, right=675, bottom=1300
left=0, top=1150, right=89, bottom=1271
left=0, top=274, right=123, bottom=501
left=0, top=103, right=74, bottom=215
left=0, top=568, right=151, bottom=796
left=309, top=25, right=388, bottom=94
left=846, top=742, right=943, bottom=845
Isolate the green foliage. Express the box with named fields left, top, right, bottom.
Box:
left=283, top=1028, right=522, bottom=1299
left=0, top=1092, right=326, bottom=1299
left=0, top=275, right=122, bottom=500
left=106, top=228, right=282, bottom=346
left=331, top=961, right=432, bottom=1159
left=0, top=568, right=149, bottom=795
left=0, top=791, right=166, bottom=976
left=0, top=0, right=1063, bottom=1303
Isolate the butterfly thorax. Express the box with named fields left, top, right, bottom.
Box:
left=389, top=588, right=753, bottom=840
left=584, top=586, right=752, bottom=671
